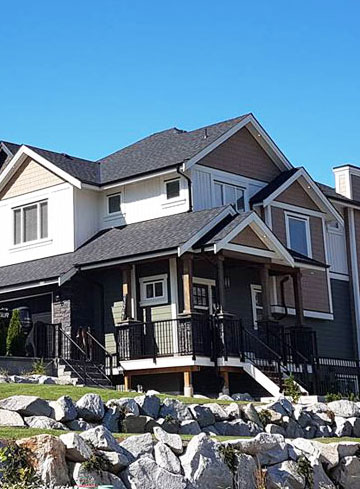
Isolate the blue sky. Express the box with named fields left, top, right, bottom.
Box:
left=1, top=0, right=359, bottom=185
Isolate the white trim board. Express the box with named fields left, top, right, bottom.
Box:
left=271, top=305, right=334, bottom=321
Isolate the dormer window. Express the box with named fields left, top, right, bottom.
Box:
left=13, top=201, right=48, bottom=245
left=165, top=178, right=180, bottom=200
left=107, top=193, right=121, bottom=214
left=214, top=181, right=245, bottom=212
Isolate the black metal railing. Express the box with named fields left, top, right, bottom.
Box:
left=86, top=329, right=117, bottom=380
left=313, top=357, right=360, bottom=396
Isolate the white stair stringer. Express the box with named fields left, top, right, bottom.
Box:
left=242, top=362, right=281, bottom=397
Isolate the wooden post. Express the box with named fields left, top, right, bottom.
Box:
left=122, top=266, right=132, bottom=320
left=293, top=269, right=305, bottom=326
left=183, top=370, right=194, bottom=397
left=124, top=373, right=132, bottom=391
left=221, top=370, right=230, bottom=395
left=217, top=255, right=226, bottom=314
left=182, top=254, right=194, bottom=315
left=260, top=264, right=272, bottom=321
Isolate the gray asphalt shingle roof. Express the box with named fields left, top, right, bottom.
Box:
left=0, top=206, right=230, bottom=289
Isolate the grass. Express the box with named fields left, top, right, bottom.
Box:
left=315, top=437, right=360, bottom=444
left=0, top=383, right=251, bottom=405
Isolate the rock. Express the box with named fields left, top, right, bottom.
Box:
left=103, top=405, right=121, bottom=432
left=243, top=403, right=262, bottom=426
left=337, top=441, right=360, bottom=458
left=303, top=426, right=317, bottom=439
left=106, top=397, right=140, bottom=416
left=328, top=400, right=360, bottom=418
left=122, top=414, right=150, bottom=433
left=146, top=389, right=160, bottom=395
left=312, top=460, right=335, bottom=489
left=0, top=408, right=25, bottom=427
left=179, top=420, right=202, bottom=435
left=159, top=398, right=192, bottom=421
left=266, top=460, right=305, bottom=489
left=80, top=425, right=122, bottom=453
left=98, top=449, right=132, bottom=473
left=203, top=402, right=228, bottom=421
left=348, top=417, right=360, bottom=437
left=38, top=375, right=56, bottom=384
left=73, top=462, right=127, bottom=489
left=49, top=395, right=77, bottom=422
left=59, top=432, right=93, bottom=462
left=153, top=426, right=183, bottom=454
left=0, top=395, right=52, bottom=417
left=265, top=424, right=286, bottom=436
left=135, top=394, right=160, bottom=419
left=226, top=433, right=289, bottom=466
left=284, top=418, right=304, bottom=439
left=157, top=417, right=180, bottom=433
left=120, top=433, right=154, bottom=459
left=312, top=441, right=339, bottom=470
left=232, top=393, right=254, bottom=401
left=224, top=402, right=241, bottom=419
left=335, top=416, right=353, bottom=437
left=145, top=417, right=159, bottom=433
left=180, top=433, right=233, bottom=489
left=266, top=396, right=294, bottom=417
left=214, top=419, right=252, bottom=436
left=202, top=424, right=219, bottom=436
left=8, top=375, right=37, bottom=384
left=66, top=418, right=94, bottom=431
left=217, top=394, right=233, bottom=401
left=193, top=394, right=209, bottom=399
left=293, top=407, right=313, bottom=428
left=189, top=404, right=216, bottom=428
left=17, top=434, right=70, bottom=486
left=124, top=455, right=188, bottom=489
left=76, top=393, right=105, bottom=422
left=155, top=441, right=182, bottom=474
left=316, top=425, right=333, bottom=437
left=234, top=453, right=257, bottom=489
left=332, top=455, right=360, bottom=489
left=24, top=415, right=68, bottom=430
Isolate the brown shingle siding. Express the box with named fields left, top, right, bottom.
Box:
left=275, top=178, right=320, bottom=211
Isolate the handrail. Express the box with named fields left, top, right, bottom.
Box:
left=242, top=326, right=282, bottom=361
left=58, top=325, right=87, bottom=357
left=86, top=329, right=121, bottom=377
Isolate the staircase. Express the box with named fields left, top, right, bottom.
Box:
left=56, top=358, right=114, bottom=388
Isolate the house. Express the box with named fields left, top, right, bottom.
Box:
left=0, top=113, right=359, bottom=397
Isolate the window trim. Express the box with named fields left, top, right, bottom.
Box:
left=285, top=212, right=312, bottom=258
left=213, top=180, right=246, bottom=212
left=12, top=200, right=49, bottom=246
left=193, top=277, right=216, bottom=311
left=139, top=274, right=168, bottom=307
left=250, top=284, right=263, bottom=329
left=165, top=177, right=181, bottom=201
left=107, top=192, right=122, bottom=216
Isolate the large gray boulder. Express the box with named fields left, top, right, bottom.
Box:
left=153, top=426, right=183, bottom=455
left=265, top=424, right=286, bottom=437
left=157, top=417, right=180, bottom=433
left=124, top=455, right=188, bottom=489
left=98, top=449, right=132, bottom=473
left=348, top=416, right=360, bottom=437
left=159, top=398, right=192, bottom=421
left=154, top=442, right=182, bottom=474
left=103, top=405, right=121, bottom=433
left=214, top=419, right=252, bottom=436
left=0, top=395, right=52, bottom=417
left=59, top=432, right=93, bottom=462
left=189, top=404, right=216, bottom=428
left=107, top=398, right=140, bottom=416
left=49, top=395, right=77, bottom=422
left=80, top=425, right=122, bottom=453
left=265, top=396, right=294, bottom=417
left=120, top=433, right=154, bottom=459
left=224, top=402, right=241, bottom=419
left=266, top=460, right=305, bottom=489
left=232, top=393, right=253, bottom=401
left=0, top=408, right=25, bottom=427
left=243, top=403, right=262, bottom=426
left=24, top=415, right=68, bottom=430
left=135, top=394, right=160, bottom=419
left=72, top=462, right=127, bottom=489
left=179, top=420, right=202, bottom=435
left=328, top=400, right=360, bottom=418
left=234, top=453, right=257, bottom=489
left=66, top=418, right=95, bottom=431
left=332, top=455, right=360, bottom=489
left=334, top=416, right=352, bottom=437
left=226, top=433, right=289, bottom=466
left=284, top=418, right=304, bottom=439
left=180, top=433, right=233, bottom=489
left=122, top=413, right=151, bottom=433
left=203, top=403, right=228, bottom=421
left=312, top=460, right=335, bottom=489
left=76, top=393, right=105, bottom=422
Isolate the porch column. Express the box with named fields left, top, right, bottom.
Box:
left=292, top=269, right=305, bottom=326
left=181, top=254, right=194, bottom=315
left=122, top=265, right=133, bottom=320
left=220, top=370, right=230, bottom=396
left=260, top=264, right=272, bottom=321
left=124, top=373, right=132, bottom=391
left=217, top=255, right=226, bottom=314
left=183, top=370, right=194, bottom=397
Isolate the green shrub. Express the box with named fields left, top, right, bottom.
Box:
left=6, top=310, right=25, bottom=356
left=0, top=441, right=39, bottom=486
left=325, top=392, right=343, bottom=402
left=283, top=374, right=301, bottom=403
left=81, top=452, right=108, bottom=473
left=258, top=409, right=272, bottom=427
left=30, top=359, right=46, bottom=376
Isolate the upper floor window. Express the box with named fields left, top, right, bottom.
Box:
left=214, top=181, right=245, bottom=212
left=13, top=201, right=48, bottom=245
left=139, top=274, right=168, bottom=306
left=107, top=193, right=121, bottom=215
left=285, top=213, right=311, bottom=257
left=165, top=178, right=180, bottom=200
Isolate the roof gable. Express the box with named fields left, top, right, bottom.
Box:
left=275, top=179, right=321, bottom=211
left=230, top=226, right=268, bottom=249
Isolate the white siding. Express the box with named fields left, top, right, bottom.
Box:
left=74, top=188, right=100, bottom=248
left=192, top=168, right=212, bottom=211
left=327, top=226, right=348, bottom=275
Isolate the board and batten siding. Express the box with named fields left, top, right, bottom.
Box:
left=0, top=158, right=64, bottom=199
left=351, top=174, right=360, bottom=201
left=327, top=225, right=348, bottom=275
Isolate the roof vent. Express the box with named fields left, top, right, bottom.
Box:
left=61, top=153, right=72, bottom=159
left=204, top=128, right=208, bottom=139
left=173, top=128, right=186, bottom=134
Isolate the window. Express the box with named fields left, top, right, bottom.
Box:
left=193, top=284, right=209, bottom=308
left=107, top=193, right=121, bottom=214
left=139, top=274, right=168, bottom=306
left=13, top=201, right=48, bottom=245
left=165, top=178, right=180, bottom=200
left=214, top=181, right=245, bottom=211
left=193, top=278, right=217, bottom=312
left=251, top=284, right=263, bottom=329
left=286, top=213, right=311, bottom=257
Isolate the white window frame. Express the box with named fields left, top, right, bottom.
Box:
left=251, top=284, right=263, bottom=329
left=107, top=192, right=122, bottom=216
left=165, top=177, right=181, bottom=201
left=139, top=274, right=168, bottom=307
left=193, top=277, right=216, bottom=311
left=162, top=176, right=186, bottom=209
left=12, top=200, right=48, bottom=246
left=213, top=180, right=246, bottom=212
left=285, top=212, right=312, bottom=258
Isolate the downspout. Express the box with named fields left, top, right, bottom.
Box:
left=177, top=164, right=193, bottom=212
left=277, top=276, right=290, bottom=320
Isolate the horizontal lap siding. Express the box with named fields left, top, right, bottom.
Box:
left=198, top=127, right=281, bottom=182
left=310, top=216, right=326, bottom=263
left=271, top=206, right=287, bottom=245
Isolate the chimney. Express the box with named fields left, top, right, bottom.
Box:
left=333, top=164, right=360, bottom=201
